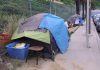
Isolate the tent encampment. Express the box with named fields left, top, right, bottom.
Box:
left=12, top=13, right=69, bottom=54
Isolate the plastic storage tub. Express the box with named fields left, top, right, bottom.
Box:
left=6, top=42, right=30, bottom=60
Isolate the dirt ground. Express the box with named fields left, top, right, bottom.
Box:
left=15, top=54, right=81, bottom=70
left=16, top=54, right=67, bottom=70
left=0, top=51, right=84, bottom=70
left=0, top=54, right=70, bottom=70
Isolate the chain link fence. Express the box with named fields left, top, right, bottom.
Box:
left=0, top=0, right=75, bottom=34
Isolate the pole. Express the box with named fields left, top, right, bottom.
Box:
left=50, top=0, right=52, bottom=13
left=29, top=0, right=32, bottom=16
left=82, top=0, right=85, bottom=19
left=89, top=0, right=91, bottom=34
left=53, top=0, right=56, bottom=15
left=86, top=0, right=90, bottom=48
left=54, top=4, right=57, bottom=15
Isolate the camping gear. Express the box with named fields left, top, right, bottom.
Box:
left=39, top=14, right=69, bottom=53
left=12, top=29, right=50, bottom=44
left=11, top=13, right=69, bottom=60
left=6, top=42, right=30, bottom=60
left=12, top=35, right=58, bottom=61
left=68, top=14, right=84, bottom=27
left=12, top=13, right=50, bottom=43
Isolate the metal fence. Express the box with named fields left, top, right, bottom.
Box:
left=0, top=0, right=75, bottom=34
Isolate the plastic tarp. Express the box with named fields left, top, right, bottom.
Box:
left=39, top=14, right=69, bottom=53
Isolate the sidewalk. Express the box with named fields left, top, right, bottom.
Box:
left=17, top=21, right=100, bottom=70
left=64, top=21, right=100, bottom=70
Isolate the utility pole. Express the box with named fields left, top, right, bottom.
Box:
left=89, top=0, right=91, bottom=34
left=86, top=0, right=90, bottom=48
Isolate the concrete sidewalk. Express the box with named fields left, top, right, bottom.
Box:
left=17, top=22, right=100, bottom=70
left=64, top=21, right=100, bottom=70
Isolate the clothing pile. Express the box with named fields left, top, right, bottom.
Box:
left=14, top=43, right=25, bottom=49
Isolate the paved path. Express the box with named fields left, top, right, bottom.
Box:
left=65, top=21, right=100, bottom=70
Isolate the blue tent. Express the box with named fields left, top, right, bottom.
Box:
left=39, top=13, right=69, bottom=53
left=12, top=13, right=69, bottom=54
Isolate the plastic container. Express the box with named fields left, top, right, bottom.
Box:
left=6, top=42, right=30, bottom=60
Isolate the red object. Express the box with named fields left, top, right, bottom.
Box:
left=0, top=33, right=11, bottom=44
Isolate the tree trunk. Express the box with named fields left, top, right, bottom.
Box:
left=75, top=0, right=80, bottom=15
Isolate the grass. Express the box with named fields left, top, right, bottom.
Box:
left=0, top=14, right=26, bottom=35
